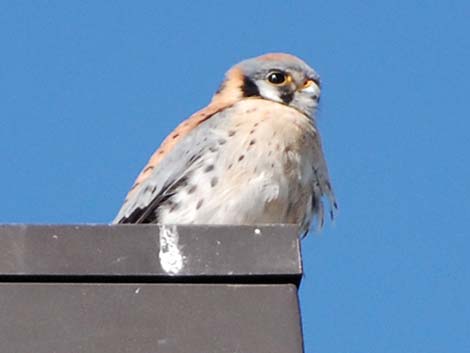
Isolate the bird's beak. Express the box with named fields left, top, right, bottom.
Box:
left=297, top=79, right=318, bottom=93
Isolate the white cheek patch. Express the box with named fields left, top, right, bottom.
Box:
left=256, top=81, right=283, bottom=103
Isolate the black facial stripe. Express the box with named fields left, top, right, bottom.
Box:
left=280, top=87, right=294, bottom=104
left=241, top=76, right=260, bottom=97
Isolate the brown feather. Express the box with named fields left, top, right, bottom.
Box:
left=124, top=67, right=245, bottom=201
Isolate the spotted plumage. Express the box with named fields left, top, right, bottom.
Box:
left=113, top=53, right=337, bottom=237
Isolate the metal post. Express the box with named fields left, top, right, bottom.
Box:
left=0, top=225, right=304, bottom=353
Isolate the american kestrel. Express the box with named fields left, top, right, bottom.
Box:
left=113, top=53, right=337, bottom=237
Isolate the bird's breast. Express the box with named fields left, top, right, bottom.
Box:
left=158, top=98, right=317, bottom=227
left=221, top=98, right=317, bottom=183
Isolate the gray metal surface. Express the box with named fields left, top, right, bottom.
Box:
left=0, top=283, right=303, bottom=353
left=0, top=225, right=301, bottom=283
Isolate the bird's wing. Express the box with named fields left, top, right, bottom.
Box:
left=113, top=103, right=232, bottom=224
left=309, top=124, right=338, bottom=231
left=113, top=66, right=247, bottom=224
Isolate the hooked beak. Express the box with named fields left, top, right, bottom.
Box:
left=297, top=79, right=319, bottom=92
left=296, top=79, right=321, bottom=102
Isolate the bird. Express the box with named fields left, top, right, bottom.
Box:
left=113, top=53, right=337, bottom=237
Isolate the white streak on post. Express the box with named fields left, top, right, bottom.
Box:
left=158, top=225, right=184, bottom=275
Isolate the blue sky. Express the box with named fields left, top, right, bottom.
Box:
left=1, top=1, right=469, bottom=352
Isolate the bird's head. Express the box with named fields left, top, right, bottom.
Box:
left=212, top=53, right=321, bottom=117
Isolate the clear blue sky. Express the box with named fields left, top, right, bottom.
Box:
left=1, top=1, right=469, bottom=352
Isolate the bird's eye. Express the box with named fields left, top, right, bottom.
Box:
left=267, top=71, right=287, bottom=85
